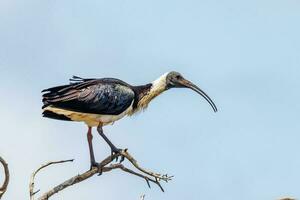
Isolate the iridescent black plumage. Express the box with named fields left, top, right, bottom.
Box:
left=42, top=76, right=148, bottom=120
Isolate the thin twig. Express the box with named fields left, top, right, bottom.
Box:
left=32, top=149, right=172, bottom=199
left=106, top=163, right=166, bottom=191
left=29, top=159, right=74, bottom=200
left=120, top=150, right=173, bottom=183
left=0, top=156, right=9, bottom=199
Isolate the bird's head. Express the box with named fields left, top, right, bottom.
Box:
left=165, top=71, right=218, bottom=112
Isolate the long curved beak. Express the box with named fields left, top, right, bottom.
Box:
left=178, top=78, right=218, bottom=112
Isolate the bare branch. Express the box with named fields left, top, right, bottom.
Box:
left=32, top=149, right=172, bottom=199
left=120, top=150, right=173, bottom=183
left=105, top=162, right=167, bottom=192
left=29, top=159, right=74, bottom=200
left=0, top=156, right=9, bottom=199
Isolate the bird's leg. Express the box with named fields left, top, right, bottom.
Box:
left=97, top=125, right=122, bottom=160
left=87, top=127, right=99, bottom=169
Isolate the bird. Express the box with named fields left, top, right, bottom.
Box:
left=42, top=71, right=217, bottom=168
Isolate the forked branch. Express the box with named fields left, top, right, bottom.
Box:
left=0, top=156, right=9, bottom=199
left=30, top=150, right=172, bottom=200
left=29, top=159, right=74, bottom=200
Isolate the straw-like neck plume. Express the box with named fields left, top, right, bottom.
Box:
left=134, top=73, right=169, bottom=113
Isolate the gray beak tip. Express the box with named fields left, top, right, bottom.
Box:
left=181, top=79, right=218, bottom=113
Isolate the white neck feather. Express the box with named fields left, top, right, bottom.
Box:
left=132, top=73, right=168, bottom=114
left=150, top=72, right=168, bottom=94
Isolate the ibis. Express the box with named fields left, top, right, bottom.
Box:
left=42, top=71, right=217, bottom=167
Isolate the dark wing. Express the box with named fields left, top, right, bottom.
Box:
left=42, top=77, right=135, bottom=115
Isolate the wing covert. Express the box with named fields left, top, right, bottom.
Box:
left=42, top=80, right=135, bottom=115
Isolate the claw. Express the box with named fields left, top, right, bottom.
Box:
left=97, top=165, right=103, bottom=176
left=110, top=147, right=123, bottom=161
left=119, top=155, right=125, bottom=163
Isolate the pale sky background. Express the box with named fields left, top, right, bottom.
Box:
left=0, top=0, right=300, bottom=199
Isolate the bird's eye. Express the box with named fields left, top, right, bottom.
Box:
left=176, top=75, right=181, bottom=79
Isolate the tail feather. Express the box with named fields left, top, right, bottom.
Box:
left=42, top=75, right=98, bottom=109
left=42, top=110, right=72, bottom=121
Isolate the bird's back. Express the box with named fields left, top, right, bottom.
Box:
left=42, top=76, right=136, bottom=123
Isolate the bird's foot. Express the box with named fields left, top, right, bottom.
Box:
left=90, top=161, right=99, bottom=169
left=110, top=147, right=125, bottom=162
left=90, top=161, right=103, bottom=175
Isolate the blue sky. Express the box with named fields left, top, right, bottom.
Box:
left=0, top=0, right=299, bottom=199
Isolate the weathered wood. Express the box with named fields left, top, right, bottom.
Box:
left=0, top=156, right=9, bottom=199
